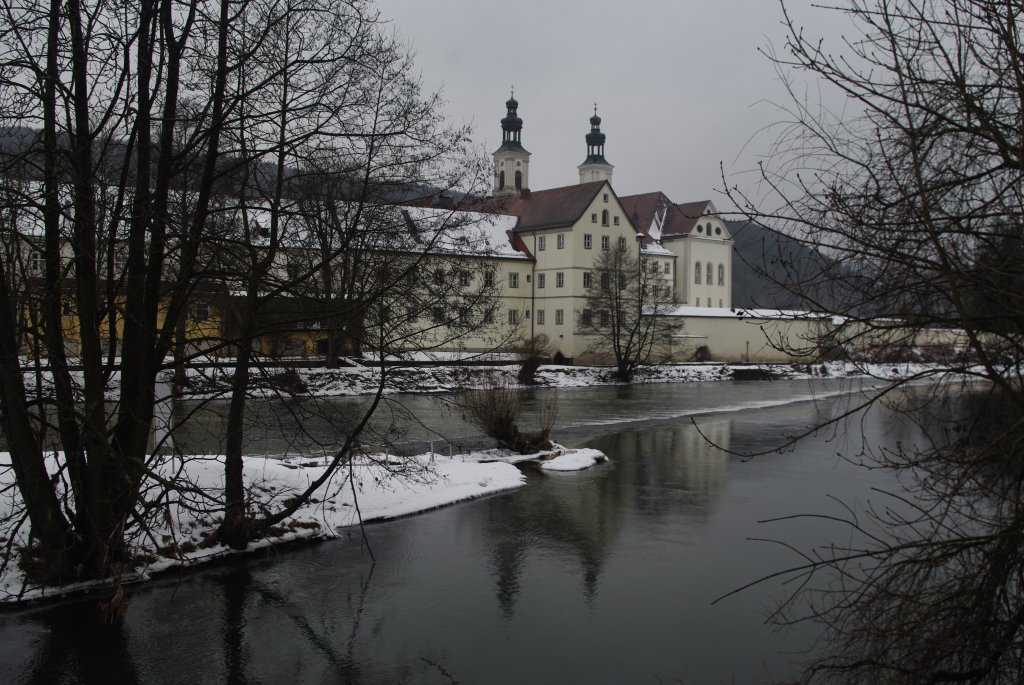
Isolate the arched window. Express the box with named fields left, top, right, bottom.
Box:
left=718, top=264, right=725, bottom=285
left=601, top=209, right=609, bottom=226
left=499, top=170, right=505, bottom=189
left=515, top=170, right=522, bottom=190
left=706, top=262, right=713, bottom=284
left=694, top=261, right=701, bottom=284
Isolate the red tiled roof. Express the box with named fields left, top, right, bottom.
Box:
left=671, top=200, right=713, bottom=236
left=619, top=193, right=711, bottom=238
left=472, top=181, right=608, bottom=232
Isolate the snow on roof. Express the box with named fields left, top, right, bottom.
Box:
left=204, top=200, right=530, bottom=260
left=4, top=182, right=528, bottom=261
left=663, top=306, right=830, bottom=320
left=640, top=242, right=674, bottom=257
left=403, top=206, right=527, bottom=259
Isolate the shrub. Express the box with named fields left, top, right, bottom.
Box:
left=462, top=376, right=557, bottom=454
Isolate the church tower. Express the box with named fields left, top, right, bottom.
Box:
left=492, top=91, right=530, bottom=197
left=577, top=106, right=614, bottom=184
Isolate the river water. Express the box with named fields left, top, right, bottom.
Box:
left=0, top=377, right=919, bottom=683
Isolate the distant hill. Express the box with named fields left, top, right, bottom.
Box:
left=729, top=220, right=839, bottom=310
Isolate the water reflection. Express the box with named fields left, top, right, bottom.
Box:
left=23, top=600, right=139, bottom=684
left=0, top=380, right=918, bottom=683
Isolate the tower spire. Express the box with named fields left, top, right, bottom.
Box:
left=578, top=105, right=613, bottom=184
left=492, top=91, right=531, bottom=196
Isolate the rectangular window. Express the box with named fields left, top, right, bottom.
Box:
left=583, top=272, right=592, bottom=288
left=556, top=234, right=565, bottom=249
left=584, top=234, right=592, bottom=249
left=600, top=310, right=610, bottom=326
left=613, top=216, right=620, bottom=226
left=484, top=271, right=495, bottom=287
left=601, top=272, right=610, bottom=290
left=555, top=272, right=564, bottom=288
left=536, top=309, right=545, bottom=325
left=582, top=309, right=592, bottom=326
left=62, top=300, right=73, bottom=317
left=509, top=272, right=519, bottom=288
left=618, top=236, right=627, bottom=249
left=651, top=261, right=659, bottom=274
left=407, top=307, right=418, bottom=323
left=508, top=309, right=518, bottom=325
left=459, top=308, right=469, bottom=325
left=432, top=307, right=444, bottom=324
left=603, top=193, right=609, bottom=202
left=663, top=262, right=670, bottom=274
left=194, top=302, right=210, bottom=322
left=555, top=309, right=564, bottom=325
left=537, top=235, right=546, bottom=251
left=29, top=251, right=43, bottom=272
left=601, top=235, right=609, bottom=250
left=591, top=213, right=597, bottom=223
left=484, top=308, right=494, bottom=324
left=537, top=273, right=545, bottom=288
left=459, top=271, right=471, bottom=287
left=433, top=269, right=444, bottom=286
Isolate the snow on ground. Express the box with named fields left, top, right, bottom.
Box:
left=460, top=444, right=610, bottom=472
left=0, top=450, right=527, bottom=604
left=539, top=448, right=608, bottom=472
left=20, top=357, right=947, bottom=402
left=1, top=357, right=944, bottom=602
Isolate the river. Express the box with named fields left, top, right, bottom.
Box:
left=0, top=377, right=919, bottom=683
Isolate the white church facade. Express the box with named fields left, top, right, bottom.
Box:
left=443, top=93, right=747, bottom=362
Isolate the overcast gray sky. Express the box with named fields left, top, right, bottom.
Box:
left=374, top=0, right=848, bottom=211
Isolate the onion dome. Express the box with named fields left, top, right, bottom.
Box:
left=496, top=89, right=527, bottom=151
left=583, top=104, right=608, bottom=163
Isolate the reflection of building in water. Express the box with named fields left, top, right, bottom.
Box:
left=484, top=469, right=629, bottom=615
left=669, top=417, right=731, bottom=501
left=482, top=417, right=733, bottom=616
left=597, top=418, right=731, bottom=518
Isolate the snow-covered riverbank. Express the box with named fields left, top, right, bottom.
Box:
left=178, top=359, right=921, bottom=399
left=0, top=444, right=609, bottom=604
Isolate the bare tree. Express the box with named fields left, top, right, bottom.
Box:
left=576, top=239, right=680, bottom=381
left=0, top=0, right=496, bottom=581
left=725, top=1, right=1024, bottom=681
